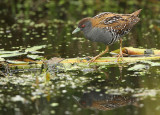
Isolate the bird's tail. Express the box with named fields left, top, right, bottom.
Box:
left=132, top=9, right=142, bottom=17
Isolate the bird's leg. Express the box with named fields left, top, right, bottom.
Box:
left=88, top=46, right=109, bottom=64
left=119, top=38, right=123, bottom=57
left=117, top=38, right=124, bottom=61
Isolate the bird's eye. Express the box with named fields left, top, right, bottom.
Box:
left=81, top=24, right=85, bottom=28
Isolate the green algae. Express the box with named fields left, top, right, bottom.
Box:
left=0, top=0, right=160, bottom=115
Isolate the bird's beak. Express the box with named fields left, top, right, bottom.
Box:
left=72, top=27, right=80, bottom=34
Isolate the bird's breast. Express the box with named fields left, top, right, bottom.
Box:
left=83, top=27, right=116, bottom=45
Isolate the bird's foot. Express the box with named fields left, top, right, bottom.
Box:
left=88, top=57, right=98, bottom=65
left=84, top=56, right=92, bottom=61
left=116, top=54, right=124, bottom=62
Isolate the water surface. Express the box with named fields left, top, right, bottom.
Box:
left=0, top=0, right=160, bottom=115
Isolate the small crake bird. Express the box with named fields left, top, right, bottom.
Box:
left=72, top=9, right=142, bottom=63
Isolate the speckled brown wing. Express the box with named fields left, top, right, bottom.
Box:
left=91, top=12, right=117, bottom=27
left=90, top=10, right=141, bottom=44
left=105, top=14, right=140, bottom=36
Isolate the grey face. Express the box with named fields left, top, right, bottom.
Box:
left=72, top=20, right=92, bottom=35
left=78, top=21, right=92, bottom=33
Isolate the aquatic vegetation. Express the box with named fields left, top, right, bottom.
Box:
left=0, top=0, right=160, bottom=115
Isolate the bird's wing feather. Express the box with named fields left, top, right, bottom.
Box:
left=92, top=13, right=140, bottom=36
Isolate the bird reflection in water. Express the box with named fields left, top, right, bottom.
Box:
left=73, top=90, right=138, bottom=111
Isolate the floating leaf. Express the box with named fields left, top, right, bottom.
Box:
left=128, top=64, right=148, bottom=71
left=25, top=45, right=46, bottom=52
left=0, top=50, right=20, bottom=54
left=0, top=57, right=5, bottom=61
left=140, top=61, right=160, bottom=66
left=6, top=60, right=28, bottom=64
left=150, top=62, right=160, bottom=66
left=27, top=55, right=43, bottom=60
left=51, top=103, right=59, bottom=107
left=11, top=95, right=26, bottom=103
left=0, top=53, right=26, bottom=58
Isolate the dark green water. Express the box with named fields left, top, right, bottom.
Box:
left=0, top=0, right=160, bottom=115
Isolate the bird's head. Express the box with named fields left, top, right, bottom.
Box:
left=72, top=18, right=92, bottom=34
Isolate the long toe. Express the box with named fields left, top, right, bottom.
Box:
left=88, top=57, right=97, bottom=64
left=116, top=54, right=124, bottom=62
